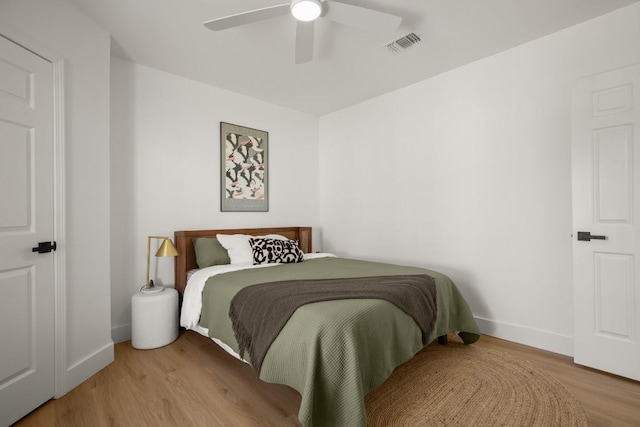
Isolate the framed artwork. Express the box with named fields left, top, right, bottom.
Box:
left=220, top=122, right=269, bottom=212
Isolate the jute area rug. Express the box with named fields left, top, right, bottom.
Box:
left=365, top=341, right=588, bottom=426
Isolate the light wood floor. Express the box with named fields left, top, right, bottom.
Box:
left=13, top=331, right=640, bottom=426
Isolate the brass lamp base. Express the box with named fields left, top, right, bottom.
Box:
left=141, top=280, right=165, bottom=294
left=141, top=285, right=165, bottom=294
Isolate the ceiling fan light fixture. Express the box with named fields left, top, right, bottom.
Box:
left=291, top=0, right=322, bottom=22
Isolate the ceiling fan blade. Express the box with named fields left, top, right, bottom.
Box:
left=323, top=1, right=402, bottom=33
left=204, top=4, right=290, bottom=31
left=295, top=21, right=315, bottom=64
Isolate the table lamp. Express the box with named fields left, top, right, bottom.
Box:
left=143, top=235, right=178, bottom=294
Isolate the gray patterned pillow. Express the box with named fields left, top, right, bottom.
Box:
left=249, top=238, right=304, bottom=265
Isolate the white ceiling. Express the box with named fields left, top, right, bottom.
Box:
left=71, top=0, right=640, bottom=116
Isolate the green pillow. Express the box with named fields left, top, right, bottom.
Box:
left=193, top=237, right=231, bottom=268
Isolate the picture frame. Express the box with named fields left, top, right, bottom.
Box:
left=220, top=122, right=269, bottom=212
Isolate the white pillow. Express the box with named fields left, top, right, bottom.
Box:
left=216, top=233, right=288, bottom=264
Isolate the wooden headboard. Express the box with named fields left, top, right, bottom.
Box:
left=174, top=226, right=312, bottom=294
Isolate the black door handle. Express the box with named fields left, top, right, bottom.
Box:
left=577, top=232, right=606, bottom=241
left=32, top=241, right=57, bottom=253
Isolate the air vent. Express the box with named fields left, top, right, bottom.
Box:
left=385, top=32, right=421, bottom=53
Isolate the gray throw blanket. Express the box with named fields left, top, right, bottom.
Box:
left=229, top=274, right=437, bottom=372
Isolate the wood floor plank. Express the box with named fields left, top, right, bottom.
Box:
left=12, top=331, right=640, bottom=426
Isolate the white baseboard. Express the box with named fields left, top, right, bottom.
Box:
left=65, top=341, right=114, bottom=393
left=111, top=323, right=132, bottom=344
left=475, top=316, right=574, bottom=357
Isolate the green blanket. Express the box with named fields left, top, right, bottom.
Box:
left=230, top=274, right=437, bottom=372
left=199, top=257, right=480, bottom=427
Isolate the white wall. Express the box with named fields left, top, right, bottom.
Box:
left=110, top=58, right=320, bottom=342
left=319, top=3, right=640, bottom=356
left=0, top=0, right=113, bottom=393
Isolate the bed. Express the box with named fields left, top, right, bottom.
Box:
left=175, top=226, right=480, bottom=427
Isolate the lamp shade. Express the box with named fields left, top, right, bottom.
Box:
left=155, top=238, right=178, bottom=257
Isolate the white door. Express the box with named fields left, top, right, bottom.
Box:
left=0, top=35, right=56, bottom=425
left=572, top=63, right=640, bottom=381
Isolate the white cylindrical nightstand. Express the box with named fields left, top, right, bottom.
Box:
left=131, top=286, right=179, bottom=349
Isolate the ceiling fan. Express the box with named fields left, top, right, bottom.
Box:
left=203, top=0, right=402, bottom=64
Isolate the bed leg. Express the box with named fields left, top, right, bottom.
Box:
left=437, top=335, right=448, bottom=345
